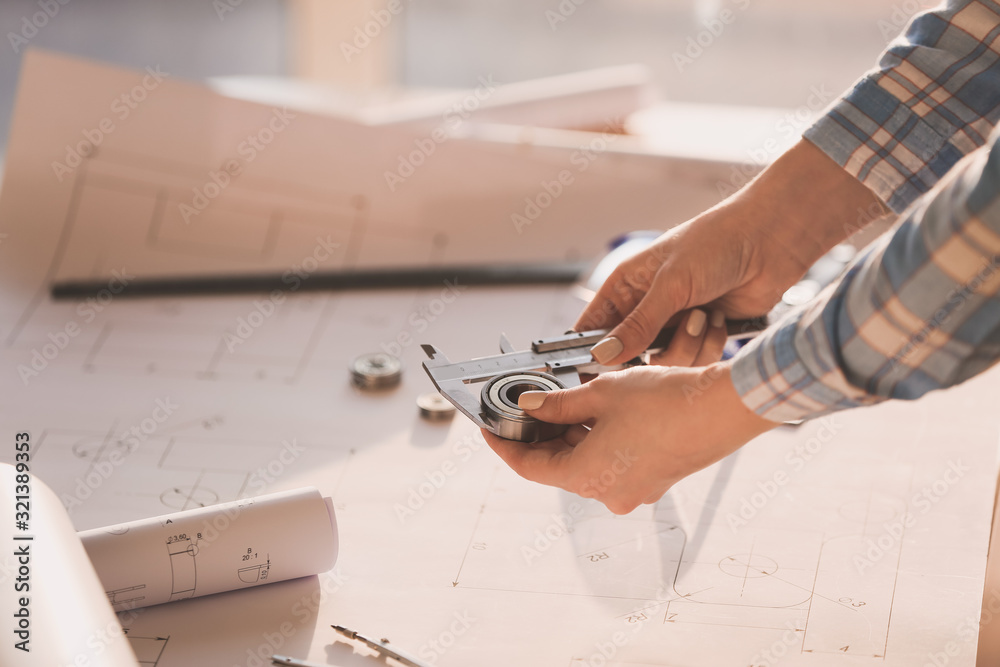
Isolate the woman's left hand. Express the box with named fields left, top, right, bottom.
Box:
left=481, top=310, right=777, bottom=514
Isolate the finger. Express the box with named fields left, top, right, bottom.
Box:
left=590, top=267, right=691, bottom=366
left=517, top=382, right=603, bottom=425
left=563, top=423, right=590, bottom=447
left=574, top=266, right=642, bottom=332
left=574, top=291, right=624, bottom=334
left=693, top=309, right=727, bottom=366
left=575, top=250, right=667, bottom=333
left=482, top=428, right=578, bottom=489
left=648, top=309, right=707, bottom=367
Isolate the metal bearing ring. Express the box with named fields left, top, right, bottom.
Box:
left=480, top=371, right=568, bottom=443
left=350, top=353, right=403, bottom=390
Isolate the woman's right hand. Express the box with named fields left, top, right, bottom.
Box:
left=577, top=139, right=890, bottom=365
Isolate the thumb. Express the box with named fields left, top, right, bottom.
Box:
left=517, top=382, right=601, bottom=425
left=591, top=272, right=688, bottom=365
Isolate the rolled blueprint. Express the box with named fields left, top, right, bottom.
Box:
left=79, top=487, right=338, bottom=611
left=0, top=463, right=139, bottom=667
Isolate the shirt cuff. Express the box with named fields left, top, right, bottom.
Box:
left=730, top=302, right=888, bottom=423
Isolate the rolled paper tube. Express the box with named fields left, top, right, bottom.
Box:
left=78, top=487, right=338, bottom=611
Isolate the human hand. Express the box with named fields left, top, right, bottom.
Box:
left=647, top=306, right=727, bottom=367
left=482, top=362, right=777, bottom=514
left=579, top=139, right=889, bottom=365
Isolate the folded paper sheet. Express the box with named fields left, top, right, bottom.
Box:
left=0, top=463, right=139, bottom=667
left=0, top=49, right=733, bottom=332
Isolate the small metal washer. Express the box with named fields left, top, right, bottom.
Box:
left=350, top=353, right=403, bottom=390
left=417, top=392, right=456, bottom=421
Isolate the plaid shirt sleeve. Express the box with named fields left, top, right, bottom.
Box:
left=731, top=129, right=1000, bottom=423
left=804, top=0, right=1000, bottom=214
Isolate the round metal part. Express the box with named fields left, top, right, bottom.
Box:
left=480, top=371, right=568, bottom=443
left=417, top=392, right=456, bottom=421
left=350, top=353, right=402, bottom=390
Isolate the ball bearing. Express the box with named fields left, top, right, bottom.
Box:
left=480, top=371, right=568, bottom=443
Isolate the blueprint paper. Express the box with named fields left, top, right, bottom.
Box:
left=79, top=487, right=337, bottom=611
left=0, top=49, right=732, bottom=338
left=1, top=283, right=997, bottom=667
left=0, top=50, right=997, bottom=667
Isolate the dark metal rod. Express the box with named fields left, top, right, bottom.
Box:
left=50, top=262, right=589, bottom=300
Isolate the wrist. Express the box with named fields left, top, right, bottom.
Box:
left=699, top=361, right=780, bottom=436
left=732, top=139, right=889, bottom=278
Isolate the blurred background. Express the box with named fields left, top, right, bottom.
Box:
left=0, top=0, right=934, bottom=156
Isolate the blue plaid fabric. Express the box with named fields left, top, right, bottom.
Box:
left=732, top=1, right=1000, bottom=422
left=804, top=0, right=1000, bottom=214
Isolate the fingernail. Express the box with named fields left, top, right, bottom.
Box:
left=518, top=391, right=547, bottom=410
left=590, top=336, right=623, bottom=364
left=686, top=309, right=707, bottom=337
left=711, top=309, right=725, bottom=328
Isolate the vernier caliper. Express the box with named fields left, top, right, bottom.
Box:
left=421, top=319, right=765, bottom=443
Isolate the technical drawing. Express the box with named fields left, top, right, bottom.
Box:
left=838, top=495, right=905, bottom=526
left=106, top=583, right=146, bottom=608
left=160, top=486, right=219, bottom=510
left=238, top=555, right=271, bottom=584
left=29, top=417, right=338, bottom=522
left=166, top=535, right=198, bottom=601
left=50, top=147, right=363, bottom=278
left=71, top=436, right=112, bottom=460
left=125, top=633, right=170, bottom=667
left=4, top=147, right=443, bottom=386
left=7, top=52, right=994, bottom=666
left=2, top=265, right=989, bottom=666
left=453, top=467, right=908, bottom=661
left=717, top=553, right=779, bottom=580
